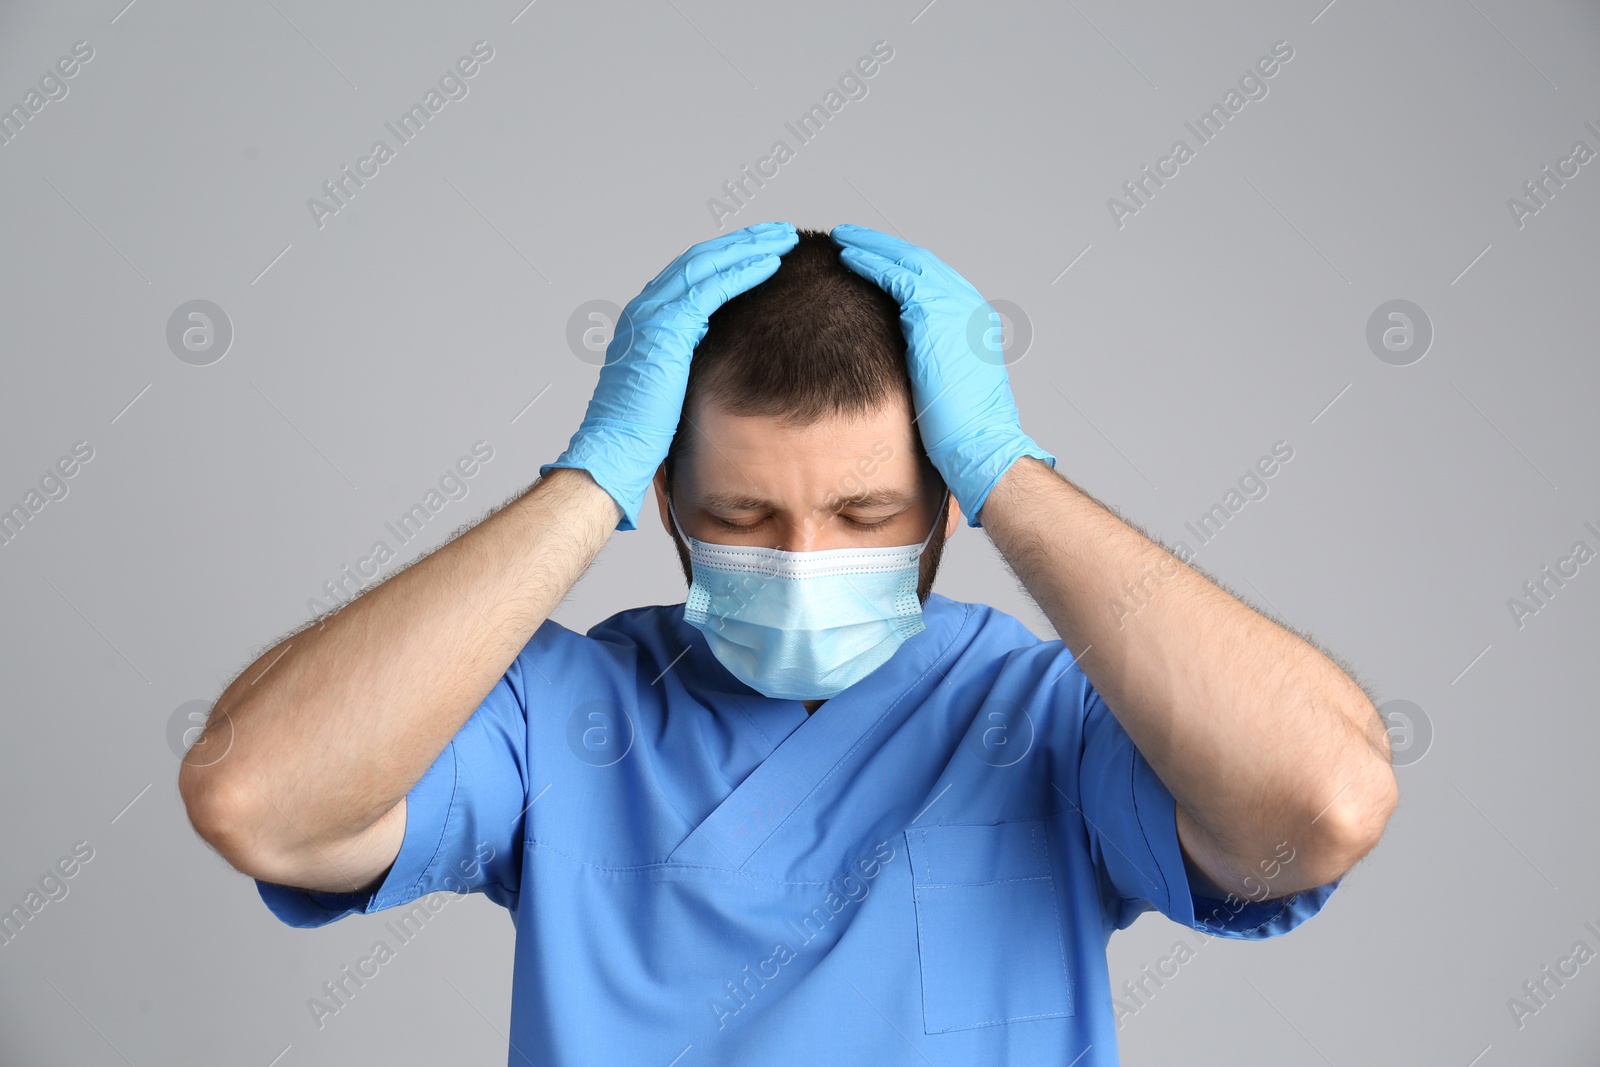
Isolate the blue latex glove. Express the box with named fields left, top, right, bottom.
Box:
left=831, top=224, right=1055, bottom=528
left=541, top=222, right=799, bottom=531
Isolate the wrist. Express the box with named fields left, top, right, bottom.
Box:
left=540, top=418, right=676, bottom=531
left=530, top=464, right=624, bottom=532
left=938, top=430, right=1056, bottom=529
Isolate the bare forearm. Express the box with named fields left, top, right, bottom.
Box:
left=180, top=465, right=619, bottom=857
left=981, top=457, right=1396, bottom=887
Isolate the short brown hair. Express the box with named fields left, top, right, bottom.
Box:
left=663, top=227, right=917, bottom=493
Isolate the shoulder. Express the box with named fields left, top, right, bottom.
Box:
left=919, top=595, right=1093, bottom=721
left=526, top=602, right=695, bottom=684
left=524, top=602, right=680, bottom=652
left=584, top=601, right=687, bottom=651
left=931, top=593, right=1068, bottom=669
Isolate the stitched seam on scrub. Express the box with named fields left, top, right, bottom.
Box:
left=1037, top=822, right=1074, bottom=1008
left=936, top=1008, right=1069, bottom=1031
left=941, top=1011, right=1068, bottom=1030
left=726, top=696, right=780, bottom=750
left=524, top=837, right=895, bottom=886
left=379, top=737, right=460, bottom=909
left=1204, top=895, right=1296, bottom=936
left=913, top=875, right=1053, bottom=889
left=1128, top=740, right=1175, bottom=916
left=910, top=833, right=933, bottom=1028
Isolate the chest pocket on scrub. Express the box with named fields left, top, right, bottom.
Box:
left=904, top=819, right=1073, bottom=1033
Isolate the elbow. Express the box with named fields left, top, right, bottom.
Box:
left=179, top=757, right=278, bottom=881
left=178, top=716, right=230, bottom=840
left=180, top=767, right=248, bottom=867
left=177, top=703, right=251, bottom=860
left=1306, top=772, right=1399, bottom=884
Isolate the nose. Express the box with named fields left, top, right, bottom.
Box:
left=772, top=515, right=831, bottom=552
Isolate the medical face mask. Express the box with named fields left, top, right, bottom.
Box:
left=668, top=494, right=942, bottom=701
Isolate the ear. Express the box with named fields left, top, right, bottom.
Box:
left=944, top=491, right=961, bottom=539
left=651, top=464, right=671, bottom=535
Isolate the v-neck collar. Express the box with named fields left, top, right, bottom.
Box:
left=664, top=593, right=974, bottom=874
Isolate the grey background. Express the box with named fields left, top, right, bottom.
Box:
left=1, top=0, right=1597, bottom=1063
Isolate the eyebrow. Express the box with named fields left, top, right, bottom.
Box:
left=698, top=487, right=918, bottom=511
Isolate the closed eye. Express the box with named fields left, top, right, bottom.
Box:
left=712, top=514, right=897, bottom=531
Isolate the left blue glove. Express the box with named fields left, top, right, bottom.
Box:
left=541, top=222, right=799, bottom=531
left=831, top=223, right=1055, bottom=528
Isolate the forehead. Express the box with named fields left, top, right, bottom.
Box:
left=680, top=392, right=927, bottom=506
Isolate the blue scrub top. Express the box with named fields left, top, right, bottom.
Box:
left=258, top=592, right=1340, bottom=1064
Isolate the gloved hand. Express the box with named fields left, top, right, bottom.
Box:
left=831, top=224, right=1055, bottom=528
left=541, top=221, right=799, bottom=531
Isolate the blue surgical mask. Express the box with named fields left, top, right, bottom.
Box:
left=668, top=495, right=942, bottom=701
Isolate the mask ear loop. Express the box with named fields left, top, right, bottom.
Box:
left=666, top=494, right=693, bottom=546
left=913, top=488, right=951, bottom=556
left=668, top=494, right=785, bottom=582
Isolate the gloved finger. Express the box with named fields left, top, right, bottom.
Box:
left=689, top=219, right=797, bottom=254
left=679, top=250, right=787, bottom=318
left=652, top=222, right=798, bottom=299
left=835, top=224, right=989, bottom=303
left=836, top=245, right=925, bottom=308
left=830, top=223, right=931, bottom=273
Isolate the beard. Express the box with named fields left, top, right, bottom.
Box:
left=666, top=486, right=951, bottom=605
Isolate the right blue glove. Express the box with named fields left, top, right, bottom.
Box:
left=540, top=221, right=799, bottom=531
left=832, top=224, right=1055, bottom=528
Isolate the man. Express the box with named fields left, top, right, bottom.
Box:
left=179, top=222, right=1398, bottom=1063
